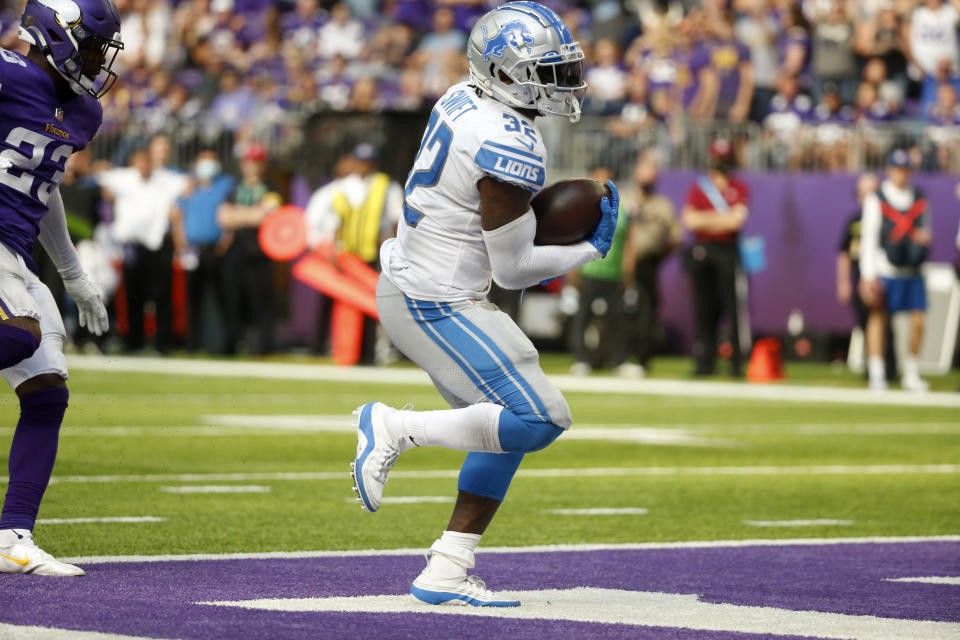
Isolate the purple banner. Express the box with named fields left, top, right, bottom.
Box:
left=654, top=171, right=960, bottom=349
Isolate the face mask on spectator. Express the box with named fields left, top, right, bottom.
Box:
left=196, top=159, right=221, bottom=180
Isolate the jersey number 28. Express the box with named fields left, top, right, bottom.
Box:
left=0, top=127, right=71, bottom=206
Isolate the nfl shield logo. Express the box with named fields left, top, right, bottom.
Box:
left=55, top=107, right=64, bottom=122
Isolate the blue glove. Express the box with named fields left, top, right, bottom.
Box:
left=588, top=180, right=619, bottom=258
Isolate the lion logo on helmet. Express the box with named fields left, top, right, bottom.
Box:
left=481, top=20, right=535, bottom=61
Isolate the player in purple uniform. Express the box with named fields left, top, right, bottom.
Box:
left=0, top=0, right=121, bottom=576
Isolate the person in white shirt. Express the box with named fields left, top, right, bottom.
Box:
left=97, top=143, right=188, bottom=353
left=858, top=149, right=932, bottom=392
left=908, top=0, right=960, bottom=78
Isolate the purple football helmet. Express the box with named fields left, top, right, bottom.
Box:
left=18, top=0, right=123, bottom=99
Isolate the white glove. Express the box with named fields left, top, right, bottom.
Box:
left=63, top=272, right=109, bottom=336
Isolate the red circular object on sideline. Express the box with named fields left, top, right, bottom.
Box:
left=259, top=205, right=307, bottom=262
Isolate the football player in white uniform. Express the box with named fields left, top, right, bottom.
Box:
left=350, top=2, right=619, bottom=607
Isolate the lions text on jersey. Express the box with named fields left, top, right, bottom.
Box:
left=0, top=48, right=102, bottom=273
left=381, top=81, right=547, bottom=302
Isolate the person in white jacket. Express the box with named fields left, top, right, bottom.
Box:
left=858, top=149, right=932, bottom=392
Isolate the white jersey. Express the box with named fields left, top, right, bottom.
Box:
left=909, top=4, right=960, bottom=77
left=381, top=82, right=547, bottom=302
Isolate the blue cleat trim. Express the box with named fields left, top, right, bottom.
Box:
left=410, top=584, right=521, bottom=608
left=353, top=403, right=377, bottom=511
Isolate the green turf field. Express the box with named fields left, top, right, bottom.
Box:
left=0, top=356, right=958, bottom=559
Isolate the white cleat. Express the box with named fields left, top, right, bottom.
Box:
left=868, top=377, right=888, bottom=393
left=350, top=402, right=410, bottom=513
left=901, top=376, right=929, bottom=393
left=411, top=573, right=520, bottom=607
left=0, top=529, right=85, bottom=576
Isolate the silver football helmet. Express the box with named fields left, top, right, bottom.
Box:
left=467, top=2, right=587, bottom=122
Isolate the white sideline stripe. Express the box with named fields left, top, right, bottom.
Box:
left=743, top=519, right=853, bottom=527
left=37, top=516, right=166, bottom=525
left=2, top=463, right=956, bottom=486
left=198, top=587, right=960, bottom=640
left=0, top=623, right=176, bottom=640
left=60, top=535, right=960, bottom=565
left=65, top=355, right=960, bottom=408
left=158, top=485, right=271, bottom=494
left=886, top=576, right=960, bottom=585
left=547, top=508, right=649, bottom=515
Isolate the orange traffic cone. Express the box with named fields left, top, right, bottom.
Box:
left=746, top=338, right=785, bottom=383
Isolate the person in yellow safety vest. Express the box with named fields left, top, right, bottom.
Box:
left=304, top=143, right=404, bottom=362
left=305, top=144, right=403, bottom=264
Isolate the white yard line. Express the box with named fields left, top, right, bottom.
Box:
left=885, top=576, right=960, bottom=585
left=0, top=420, right=953, bottom=439
left=380, top=496, right=455, bottom=504
left=0, top=624, right=177, bottom=640
left=158, top=485, right=271, bottom=494
left=2, top=463, right=956, bottom=486
left=60, top=535, right=960, bottom=565
left=0, top=421, right=950, bottom=440
left=65, top=355, right=960, bottom=408
left=36, top=517, right=166, bottom=525
left=546, top=508, right=649, bottom=515
left=743, top=519, right=853, bottom=527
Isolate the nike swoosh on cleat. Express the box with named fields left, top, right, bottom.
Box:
left=0, top=552, right=29, bottom=566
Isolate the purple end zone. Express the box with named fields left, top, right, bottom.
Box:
left=0, top=541, right=957, bottom=640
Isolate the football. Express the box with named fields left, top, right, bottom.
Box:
left=531, top=179, right=610, bottom=245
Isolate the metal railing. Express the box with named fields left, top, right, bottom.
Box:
left=89, top=112, right=957, bottom=184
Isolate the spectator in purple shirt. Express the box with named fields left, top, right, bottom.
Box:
left=776, top=4, right=810, bottom=87
left=703, top=10, right=753, bottom=122
left=280, top=0, right=326, bottom=53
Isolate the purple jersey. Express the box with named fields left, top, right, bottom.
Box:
left=0, top=48, right=102, bottom=272
left=675, top=45, right=711, bottom=108
left=708, top=40, right=751, bottom=103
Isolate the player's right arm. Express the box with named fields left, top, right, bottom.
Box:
left=480, top=177, right=619, bottom=291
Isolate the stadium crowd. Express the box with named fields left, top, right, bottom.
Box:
left=4, top=0, right=960, bottom=170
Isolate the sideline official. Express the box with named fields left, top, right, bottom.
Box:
left=681, top=139, right=751, bottom=377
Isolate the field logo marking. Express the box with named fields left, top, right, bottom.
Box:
left=197, top=587, right=960, bottom=640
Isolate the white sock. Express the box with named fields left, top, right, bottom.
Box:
left=867, top=356, right=885, bottom=383
left=903, top=357, right=920, bottom=380
left=0, top=529, right=29, bottom=546
left=397, top=403, right=504, bottom=453
left=423, top=531, right=482, bottom=581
